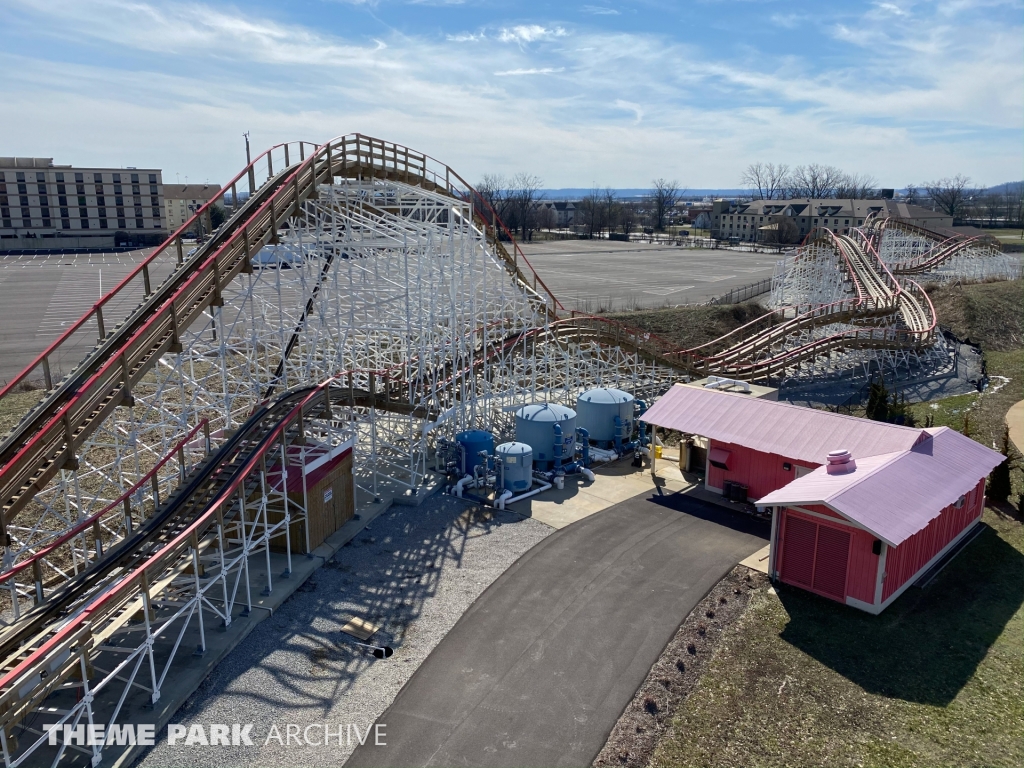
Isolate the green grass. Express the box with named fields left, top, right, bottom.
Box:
left=651, top=507, right=1024, bottom=768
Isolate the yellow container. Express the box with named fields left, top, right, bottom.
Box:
left=654, top=445, right=663, bottom=459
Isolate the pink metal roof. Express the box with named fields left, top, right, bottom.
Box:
left=758, top=427, right=1004, bottom=546
left=642, top=384, right=926, bottom=465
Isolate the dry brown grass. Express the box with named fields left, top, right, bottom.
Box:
left=606, top=302, right=769, bottom=351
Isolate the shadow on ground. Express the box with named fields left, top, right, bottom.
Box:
left=650, top=488, right=771, bottom=539
left=778, top=517, right=1024, bottom=705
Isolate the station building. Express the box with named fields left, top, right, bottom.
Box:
left=642, top=384, right=1004, bottom=613
left=0, top=157, right=166, bottom=250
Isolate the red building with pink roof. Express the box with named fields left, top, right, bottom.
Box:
left=641, top=385, right=1005, bottom=613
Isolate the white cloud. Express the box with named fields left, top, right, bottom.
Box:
left=447, top=31, right=485, bottom=42
left=497, top=25, right=568, bottom=44
left=1, top=0, right=1020, bottom=188
left=494, top=67, right=565, bottom=76
left=582, top=5, right=620, bottom=14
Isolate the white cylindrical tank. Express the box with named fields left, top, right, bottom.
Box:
left=576, top=387, right=634, bottom=447
left=496, top=442, right=533, bottom=492
left=514, top=403, right=576, bottom=469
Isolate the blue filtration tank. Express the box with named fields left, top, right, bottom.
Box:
left=515, top=403, right=576, bottom=470
left=576, top=388, right=634, bottom=447
left=496, top=442, right=533, bottom=492
left=454, top=429, right=494, bottom=476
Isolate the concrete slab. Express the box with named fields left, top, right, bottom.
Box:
left=739, top=544, right=771, bottom=574
left=345, top=488, right=769, bottom=768
left=509, top=456, right=692, bottom=529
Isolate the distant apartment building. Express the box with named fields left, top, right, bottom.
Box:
left=536, top=200, right=576, bottom=227
left=0, top=157, right=166, bottom=251
left=163, top=183, right=222, bottom=236
left=710, top=198, right=954, bottom=244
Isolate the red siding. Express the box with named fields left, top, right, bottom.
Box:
left=707, top=440, right=818, bottom=500
left=882, top=478, right=985, bottom=601
left=846, top=527, right=880, bottom=604
left=778, top=508, right=879, bottom=604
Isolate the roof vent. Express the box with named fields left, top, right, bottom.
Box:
left=826, top=449, right=857, bottom=475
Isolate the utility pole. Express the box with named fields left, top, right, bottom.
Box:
left=244, top=132, right=251, bottom=166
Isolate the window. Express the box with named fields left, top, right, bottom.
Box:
left=152, top=206, right=160, bottom=218
left=97, top=196, right=105, bottom=206
left=150, top=184, right=158, bottom=194
left=813, top=218, right=818, bottom=224
left=18, top=184, right=26, bottom=195
left=79, top=206, right=89, bottom=219
left=149, top=174, right=157, bottom=184
left=81, top=217, right=90, bottom=229
left=150, top=195, right=158, bottom=206
left=36, top=172, right=45, bottom=182
left=42, top=217, right=51, bottom=227
left=132, top=184, right=140, bottom=195
left=94, top=185, right=103, bottom=195
left=75, top=173, right=83, bottom=183
left=112, top=173, right=121, bottom=183
left=15, top=172, right=25, bottom=182
left=135, top=218, right=144, bottom=229
left=57, top=184, right=66, bottom=194
left=76, top=185, right=85, bottom=195
left=844, top=219, right=849, bottom=225
left=19, top=195, right=28, bottom=206
left=98, top=207, right=106, bottom=218
left=130, top=173, right=139, bottom=183
left=37, top=184, right=46, bottom=195
left=115, top=196, right=123, bottom=206
left=58, top=195, right=67, bottom=206
left=40, top=196, right=48, bottom=206
left=94, top=173, right=103, bottom=183
left=60, top=207, right=70, bottom=219
left=78, top=196, right=87, bottom=206
left=117, top=217, right=127, bottom=229
left=55, top=172, right=64, bottom=182
left=99, top=219, right=108, bottom=229
left=62, top=218, right=71, bottom=229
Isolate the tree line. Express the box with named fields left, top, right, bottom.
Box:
left=742, top=163, right=1024, bottom=227
left=475, top=174, right=685, bottom=240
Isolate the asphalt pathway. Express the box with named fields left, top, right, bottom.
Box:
left=346, top=489, right=768, bottom=768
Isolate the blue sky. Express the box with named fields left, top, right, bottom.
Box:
left=1, top=0, right=1021, bottom=189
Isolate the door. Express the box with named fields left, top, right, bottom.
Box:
left=779, top=512, right=851, bottom=601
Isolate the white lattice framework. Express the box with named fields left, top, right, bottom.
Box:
left=2, top=177, right=680, bottom=586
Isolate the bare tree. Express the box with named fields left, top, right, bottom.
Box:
left=476, top=174, right=513, bottom=233
left=788, top=164, right=845, bottom=198
left=904, top=185, right=919, bottom=204
left=578, top=189, right=601, bottom=238
left=507, top=172, right=545, bottom=240
left=619, top=201, right=639, bottom=236
left=923, top=175, right=973, bottom=221
left=834, top=172, right=878, bottom=199
left=648, top=178, right=681, bottom=231
left=602, top=188, right=620, bottom=236
left=535, top=203, right=556, bottom=232
left=741, top=162, right=790, bottom=200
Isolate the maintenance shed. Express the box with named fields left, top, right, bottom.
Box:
left=641, top=385, right=1004, bottom=613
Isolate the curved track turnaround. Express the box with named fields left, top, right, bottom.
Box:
left=0, top=134, right=1014, bottom=767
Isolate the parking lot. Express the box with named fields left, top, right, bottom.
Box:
left=518, top=239, right=778, bottom=312
left=0, top=249, right=163, bottom=385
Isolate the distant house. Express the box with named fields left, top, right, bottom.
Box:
left=537, top=200, right=576, bottom=227
left=710, top=198, right=954, bottom=244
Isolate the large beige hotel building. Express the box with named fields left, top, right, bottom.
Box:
left=0, top=157, right=166, bottom=251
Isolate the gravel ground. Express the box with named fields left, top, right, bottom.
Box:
left=135, top=496, right=551, bottom=768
